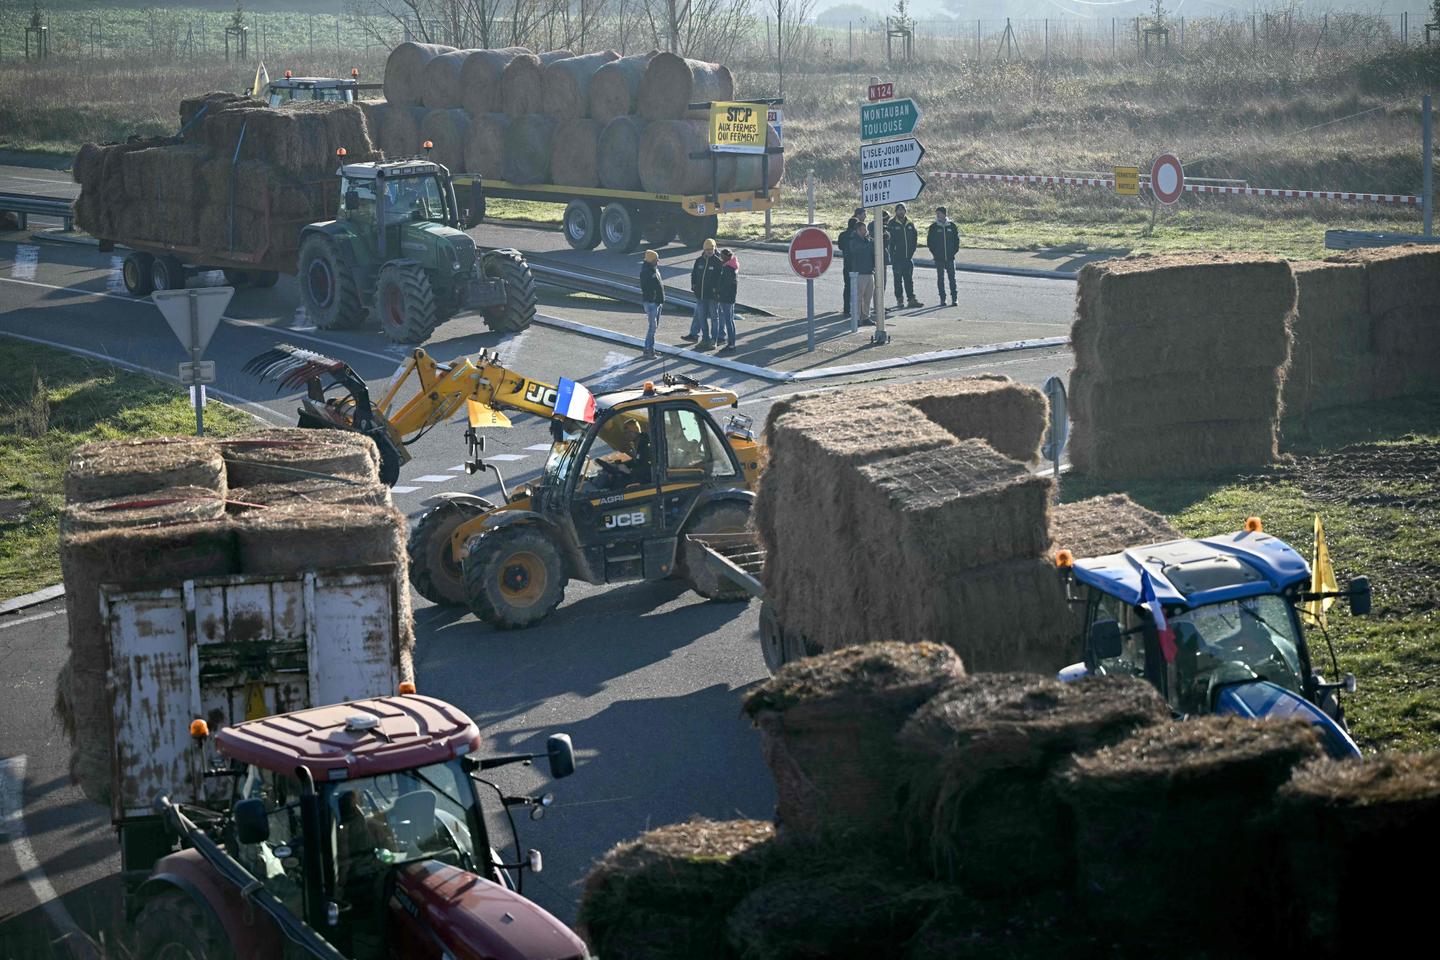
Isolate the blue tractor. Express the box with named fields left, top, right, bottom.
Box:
left=1058, top=522, right=1370, bottom=759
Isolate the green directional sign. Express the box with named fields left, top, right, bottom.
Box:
left=859, top=98, right=922, bottom=141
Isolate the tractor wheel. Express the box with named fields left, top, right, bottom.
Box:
left=600, top=203, right=642, bottom=253
left=375, top=260, right=440, bottom=344
left=249, top=270, right=279, bottom=288
left=562, top=199, right=602, bottom=250
left=122, top=251, right=155, bottom=296
left=679, top=501, right=753, bottom=602
left=150, top=255, right=186, bottom=292
left=222, top=268, right=250, bottom=286
left=677, top=213, right=718, bottom=250
left=641, top=208, right=678, bottom=246
left=135, top=890, right=235, bottom=960
left=409, top=499, right=495, bottom=606
left=463, top=526, right=566, bottom=629
left=480, top=249, right=537, bottom=333
left=298, top=234, right=362, bottom=330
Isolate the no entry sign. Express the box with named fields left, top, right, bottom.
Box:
left=788, top=227, right=833, bottom=279
left=1150, top=153, right=1185, bottom=204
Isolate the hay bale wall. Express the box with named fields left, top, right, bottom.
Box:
left=549, top=119, right=600, bottom=187
left=502, top=114, right=557, bottom=184
left=420, top=49, right=472, bottom=109
left=66, top=437, right=224, bottom=502
left=220, top=428, right=379, bottom=487
left=597, top=116, right=646, bottom=190
left=419, top=108, right=471, bottom=173
left=639, top=119, right=736, bottom=195
left=541, top=50, right=619, bottom=119
left=384, top=41, right=456, bottom=107
left=463, top=112, right=510, bottom=179
left=459, top=47, right=532, bottom=116
left=1282, top=261, right=1376, bottom=418
left=588, top=50, right=659, bottom=122
left=637, top=53, right=735, bottom=120
left=1331, top=245, right=1440, bottom=402
left=502, top=50, right=574, bottom=116
left=378, top=103, right=427, bottom=159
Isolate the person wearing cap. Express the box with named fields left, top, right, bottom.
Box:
left=684, top=238, right=723, bottom=347
left=846, top=220, right=877, bottom=327
left=927, top=206, right=961, bottom=307
left=836, top=213, right=861, bottom=315
left=640, top=249, right=664, bottom=358
left=889, top=203, right=921, bottom=309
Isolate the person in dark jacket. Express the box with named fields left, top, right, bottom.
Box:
left=713, top=249, right=739, bottom=351
left=837, top=216, right=859, bottom=314
left=926, top=205, right=961, bottom=306
left=889, top=202, right=921, bottom=308
left=640, top=249, right=665, bottom=357
left=683, top=238, right=722, bottom=347
left=846, top=220, right=877, bottom=326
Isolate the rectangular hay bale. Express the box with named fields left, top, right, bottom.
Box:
left=861, top=377, right=1050, bottom=463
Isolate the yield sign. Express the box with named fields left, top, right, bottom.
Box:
left=152, top=287, right=233, bottom=355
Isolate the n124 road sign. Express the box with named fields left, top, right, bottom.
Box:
left=859, top=137, right=924, bottom=177
left=859, top=98, right=922, bottom=141
left=861, top=169, right=925, bottom=207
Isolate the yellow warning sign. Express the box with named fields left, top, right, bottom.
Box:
left=1114, top=165, right=1140, bottom=196
left=709, top=102, right=766, bottom=155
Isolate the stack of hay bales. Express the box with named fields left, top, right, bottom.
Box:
left=1331, top=244, right=1440, bottom=402
left=72, top=98, right=376, bottom=261
left=1281, top=260, right=1376, bottom=418
left=55, top=431, right=402, bottom=806
left=1068, top=253, right=1297, bottom=480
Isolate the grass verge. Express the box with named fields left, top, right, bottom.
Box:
left=1062, top=395, right=1440, bottom=753
left=0, top=338, right=253, bottom=599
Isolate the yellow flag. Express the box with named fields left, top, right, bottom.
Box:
left=1305, top=514, right=1339, bottom=627
left=250, top=61, right=269, bottom=97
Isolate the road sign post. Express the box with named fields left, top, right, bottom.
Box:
left=859, top=80, right=925, bottom=347
left=153, top=286, right=233, bottom=436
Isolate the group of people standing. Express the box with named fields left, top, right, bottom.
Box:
left=639, top=240, right=739, bottom=357
left=837, top=204, right=961, bottom=326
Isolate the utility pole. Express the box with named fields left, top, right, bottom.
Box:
left=1425, top=94, right=1434, bottom=237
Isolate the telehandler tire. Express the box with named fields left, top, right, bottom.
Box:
left=409, top=499, right=495, bottom=606
left=298, top=234, right=362, bottom=330
left=376, top=259, right=441, bottom=344
left=480, top=249, right=537, bottom=333
left=463, top=526, right=566, bottom=629
left=679, top=501, right=753, bottom=602
left=135, top=890, right=235, bottom=960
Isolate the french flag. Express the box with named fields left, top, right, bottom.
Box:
left=1140, top=569, right=1178, bottom=663
left=553, top=377, right=596, bottom=423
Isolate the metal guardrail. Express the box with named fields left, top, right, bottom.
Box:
left=526, top=255, right=698, bottom=311
left=1325, top=229, right=1440, bottom=250
left=0, top=191, right=73, bottom=231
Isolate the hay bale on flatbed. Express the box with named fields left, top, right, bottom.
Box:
left=463, top=112, right=509, bottom=179
left=193, top=101, right=376, bottom=179
left=62, top=486, right=227, bottom=534
left=541, top=49, right=620, bottom=119
left=1055, top=716, right=1322, bottom=953
left=178, top=91, right=264, bottom=135
left=597, top=116, right=646, bottom=190
left=384, top=41, right=456, bottom=107
left=419, top=108, right=470, bottom=173
left=502, top=114, right=558, bottom=185
left=378, top=104, right=427, bottom=161
left=578, top=818, right=774, bottom=960
left=550, top=119, right=601, bottom=188
left=589, top=50, right=660, bottom=122
left=420, top=49, right=472, bottom=110
left=732, top=121, right=785, bottom=192
left=637, top=53, right=735, bottom=121
left=65, top=437, right=224, bottom=503
left=743, top=642, right=964, bottom=838
left=220, top=428, right=379, bottom=487
left=459, top=47, right=531, bottom=116
left=897, top=674, right=1166, bottom=896
left=639, top=119, right=736, bottom=195
left=502, top=50, right=574, bottom=117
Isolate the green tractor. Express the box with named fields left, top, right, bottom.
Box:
left=297, top=155, right=537, bottom=343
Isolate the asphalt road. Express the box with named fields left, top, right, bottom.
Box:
left=0, top=221, right=1073, bottom=955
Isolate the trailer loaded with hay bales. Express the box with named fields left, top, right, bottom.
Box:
left=53, top=429, right=418, bottom=906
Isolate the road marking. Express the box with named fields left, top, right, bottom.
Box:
left=589, top=350, right=634, bottom=391
left=391, top=485, right=421, bottom=494
left=526, top=443, right=551, bottom=451
left=484, top=453, right=527, bottom=462
left=494, top=329, right=529, bottom=366
left=412, top=474, right=454, bottom=483
left=11, top=244, right=39, bottom=280
left=0, top=609, right=66, bottom=631
left=289, top=306, right=316, bottom=331
left=0, top=756, right=93, bottom=950
left=449, top=464, right=467, bottom=472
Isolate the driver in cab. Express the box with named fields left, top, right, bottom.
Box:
left=590, top=418, right=652, bottom=491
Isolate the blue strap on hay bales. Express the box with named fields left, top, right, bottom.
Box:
left=177, top=102, right=210, bottom=139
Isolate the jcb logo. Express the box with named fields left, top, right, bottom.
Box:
left=523, top=381, right=558, bottom=408
left=604, top=511, right=646, bottom=530
left=726, top=105, right=754, bottom=124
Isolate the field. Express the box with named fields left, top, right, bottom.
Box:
left=0, top=338, right=253, bottom=599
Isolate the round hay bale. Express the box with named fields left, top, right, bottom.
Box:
left=502, top=50, right=574, bottom=117
left=637, top=52, right=734, bottom=121
left=733, top=120, right=785, bottom=191
left=65, top=437, right=224, bottom=503
left=384, top=41, right=455, bottom=107
left=588, top=50, right=660, bottom=123
left=419, top=108, right=471, bottom=173
left=550, top=119, right=600, bottom=188
left=229, top=478, right=392, bottom=511
left=220, top=428, right=379, bottom=488
left=639, top=119, right=736, bottom=195
left=60, top=519, right=238, bottom=803
left=743, top=641, right=965, bottom=839
left=903, top=891, right=1092, bottom=960
left=420, top=49, right=472, bottom=109
left=1054, top=716, right=1323, bottom=954
left=459, top=47, right=532, bottom=116
left=578, top=818, right=773, bottom=960
left=62, top=485, right=228, bottom=534
left=502, top=115, right=557, bottom=185
left=463, top=113, right=510, bottom=179
left=379, top=104, right=428, bottom=160
left=72, top=142, right=104, bottom=188
left=597, top=116, right=646, bottom=190
left=541, top=50, right=619, bottom=119
left=896, top=673, right=1167, bottom=896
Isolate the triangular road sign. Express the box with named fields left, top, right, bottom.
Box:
left=152, top=287, right=234, bottom=356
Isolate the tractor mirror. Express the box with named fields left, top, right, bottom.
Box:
left=1348, top=577, right=1371, bottom=616
left=1090, top=619, right=1123, bottom=661
left=345, top=190, right=360, bottom=211
left=232, top=798, right=270, bottom=846
left=546, top=734, right=575, bottom=780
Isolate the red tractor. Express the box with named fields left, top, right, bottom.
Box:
left=131, top=694, right=588, bottom=960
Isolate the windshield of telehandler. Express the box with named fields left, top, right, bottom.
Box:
left=541, top=411, right=653, bottom=493
left=1165, top=594, right=1305, bottom=714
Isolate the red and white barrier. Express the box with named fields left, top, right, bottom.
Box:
left=933, top=170, right=1421, bottom=205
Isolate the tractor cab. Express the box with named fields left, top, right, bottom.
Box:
left=1060, top=525, right=1370, bottom=759
left=137, top=695, right=584, bottom=959
left=265, top=74, right=366, bottom=107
